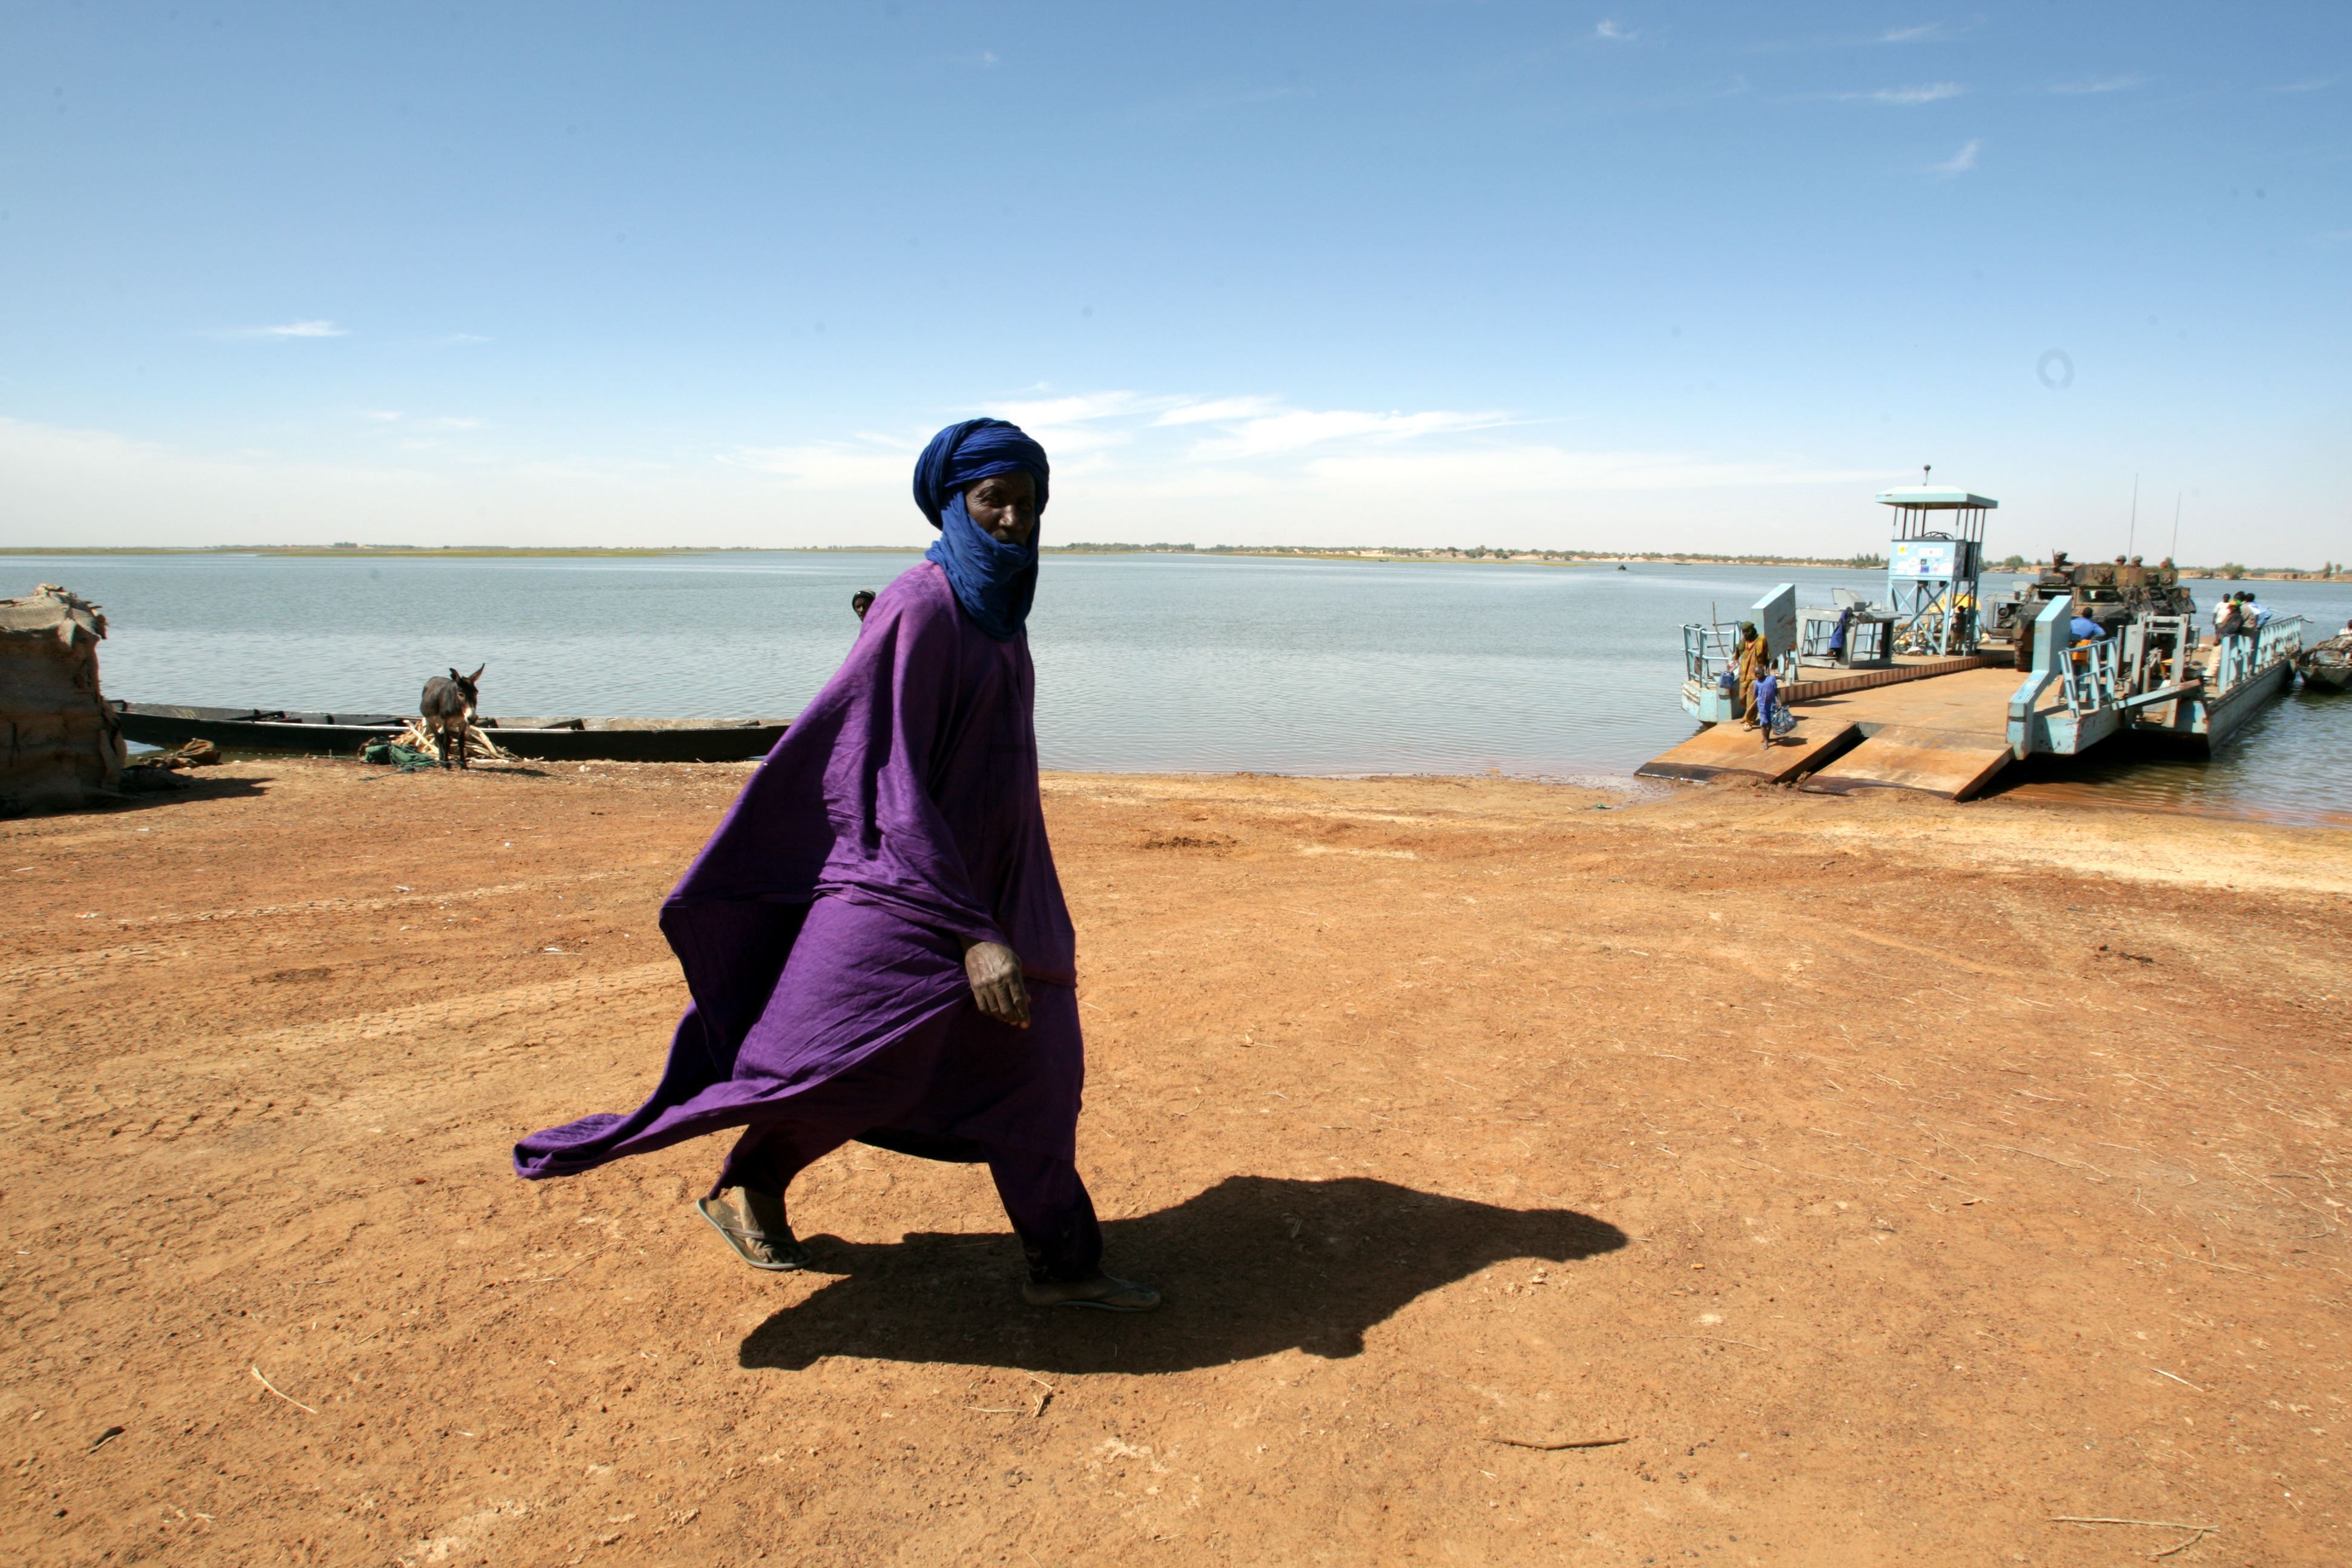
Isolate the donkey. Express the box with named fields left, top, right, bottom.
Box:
left=419, top=664, right=485, bottom=769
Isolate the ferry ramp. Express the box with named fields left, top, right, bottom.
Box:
left=1641, top=667, right=2040, bottom=800
left=1797, top=668, right=2030, bottom=799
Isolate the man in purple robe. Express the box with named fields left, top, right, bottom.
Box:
left=514, top=417, right=1158, bottom=1313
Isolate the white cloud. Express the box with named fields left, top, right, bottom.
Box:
left=981, top=391, right=1499, bottom=457
left=2048, top=74, right=2145, bottom=95
left=964, top=386, right=2063, bottom=554
left=2269, top=77, right=2336, bottom=94
left=1152, top=396, right=1285, bottom=427
left=743, top=394, right=1192, bottom=480
left=1834, top=82, right=1965, bottom=105
left=724, top=391, right=1821, bottom=521
left=1595, top=20, right=1633, bottom=41
left=727, top=440, right=912, bottom=489
left=1182, top=405, right=1512, bottom=460
left=362, top=410, right=403, bottom=422
left=982, top=390, right=1167, bottom=427
left=979, top=391, right=1173, bottom=456
left=1296, top=445, right=1873, bottom=494
left=241, top=319, right=348, bottom=339
left=1933, top=139, right=1981, bottom=176
left=426, top=416, right=485, bottom=431
left=973, top=390, right=1166, bottom=456
left=1746, top=19, right=1973, bottom=54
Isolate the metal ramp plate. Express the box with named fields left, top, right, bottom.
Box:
left=1798, top=726, right=2013, bottom=800
left=1636, top=719, right=1861, bottom=785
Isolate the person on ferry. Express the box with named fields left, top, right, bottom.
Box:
left=2068, top=611, right=2106, bottom=644
left=2212, top=593, right=2240, bottom=642
left=1734, top=621, right=1767, bottom=726
left=1753, top=667, right=1781, bottom=749
left=2210, top=593, right=2253, bottom=680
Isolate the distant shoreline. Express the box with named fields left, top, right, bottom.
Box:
left=0, top=542, right=2339, bottom=581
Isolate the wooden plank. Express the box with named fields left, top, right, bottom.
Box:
left=1790, top=667, right=2027, bottom=731
left=1798, top=726, right=2015, bottom=801
left=1636, top=719, right=1861, bottom=785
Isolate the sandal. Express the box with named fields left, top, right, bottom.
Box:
left=693, top=1194, right=813, bottom=1272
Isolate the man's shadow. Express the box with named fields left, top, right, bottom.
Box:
left=738, top=1175, right=1627, bottom=1375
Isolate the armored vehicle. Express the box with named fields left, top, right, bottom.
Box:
left=1981, top=552, right=2199, bottom=668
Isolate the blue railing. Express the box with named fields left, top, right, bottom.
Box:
left=2209, top=616, right=2305, bottom=694
left=1682, top=623, right=1801, bottom=689
left=2059, top=636, right=2120, bottom=717
left=1681, top=622, right=1742, bottom=688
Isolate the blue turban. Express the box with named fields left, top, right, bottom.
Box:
left=913, top=417, right=1051, bottom=641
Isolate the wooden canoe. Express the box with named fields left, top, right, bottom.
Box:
left=112, top=702, right=789, bottom=763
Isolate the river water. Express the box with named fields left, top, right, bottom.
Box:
left=11, top=551, right=2348, bottom=825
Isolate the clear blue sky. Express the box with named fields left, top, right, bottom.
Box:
left=3, top=2, right=2345, bottom=561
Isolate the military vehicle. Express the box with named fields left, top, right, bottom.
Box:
left=1981, top=552, right=2200, bottom=668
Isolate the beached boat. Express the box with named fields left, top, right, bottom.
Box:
left=2299, top=633, right=2352, bottom=692
left=111, top=702, right=788, bottom=763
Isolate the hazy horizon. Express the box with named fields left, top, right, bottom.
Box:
left=3, top=541, right=2326, bottom=573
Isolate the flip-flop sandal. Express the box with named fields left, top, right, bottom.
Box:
left=693, top=1197, right=812, bottom=1272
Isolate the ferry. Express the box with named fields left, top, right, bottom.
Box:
left=1641, top=482, right=2308, bottom=798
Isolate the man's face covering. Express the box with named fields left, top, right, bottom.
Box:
left=913, top=418, right=1051, bottom=642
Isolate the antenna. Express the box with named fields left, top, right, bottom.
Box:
left=1922, top=464, right=1932, bottom=486
left=2128, top=473, right=2138, bottom=558
left=2171, top=494, right=2181, bottom=560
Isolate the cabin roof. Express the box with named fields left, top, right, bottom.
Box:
left=1875, top=486, right=1998, bottom=510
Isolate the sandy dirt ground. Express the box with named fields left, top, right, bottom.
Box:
left=4, top=757, right=2349, bottom=1567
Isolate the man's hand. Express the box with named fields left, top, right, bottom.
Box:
left=961, top=939, right=1031, bottom=1028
